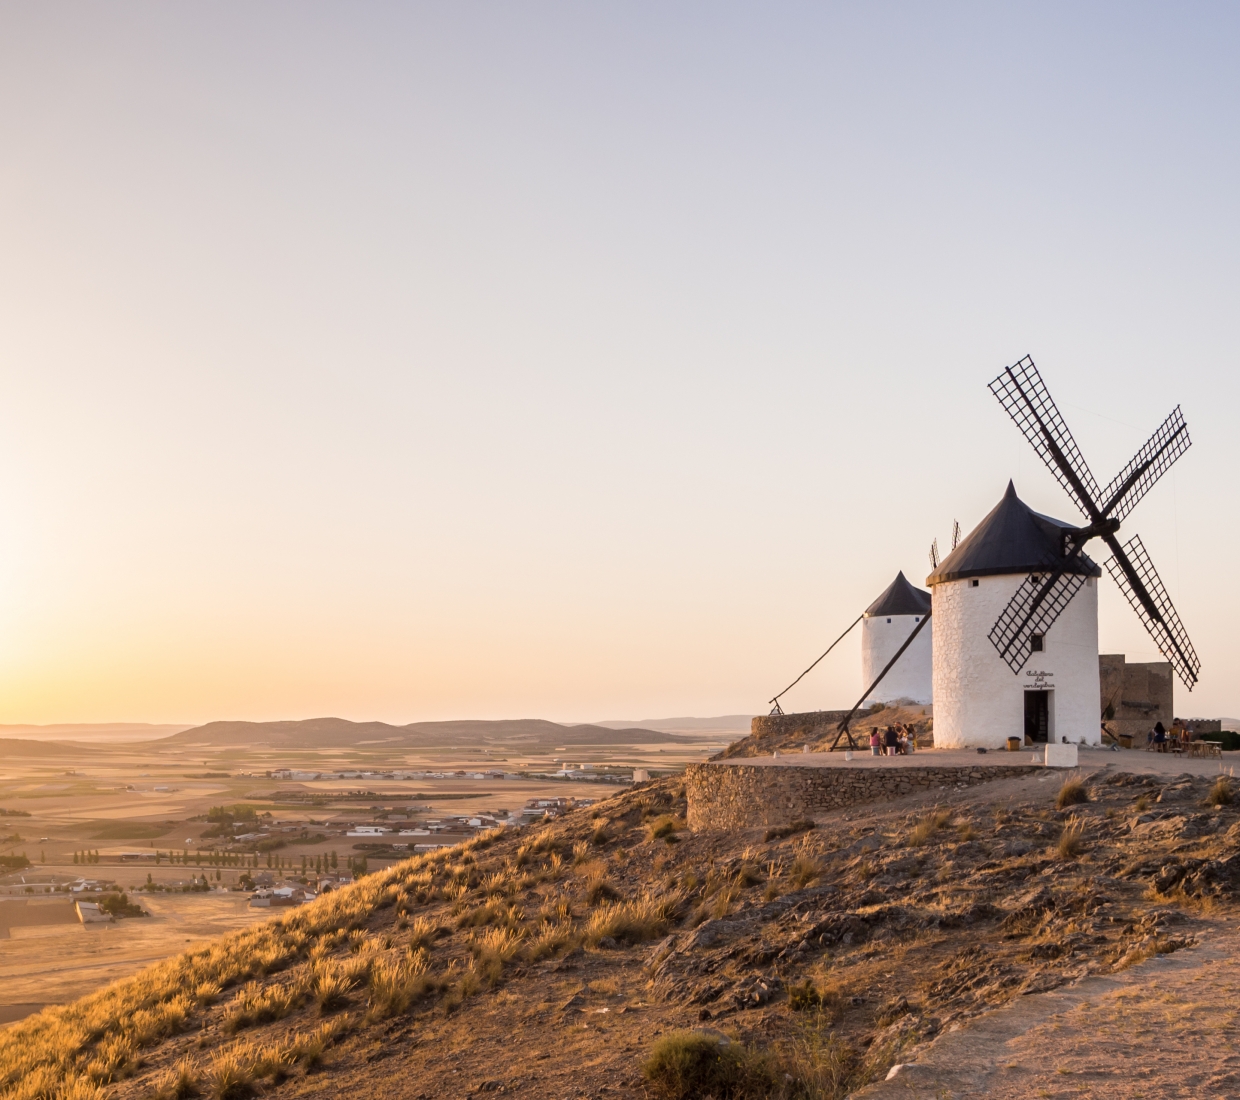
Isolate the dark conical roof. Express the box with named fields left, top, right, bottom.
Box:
left=926, top=481, right=1101, bottom=585
left=865, top=571, right=932, bottom=617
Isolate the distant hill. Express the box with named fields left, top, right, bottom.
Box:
left=596, top=715, right=754, bottom=733
left=158, top=716, right=689, bottom=750
left=0, top=737, right=82, bottom=756
left=0, top=723, right=192, bottom=743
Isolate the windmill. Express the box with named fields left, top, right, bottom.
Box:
left=987, top=355, right=1199, bottom=690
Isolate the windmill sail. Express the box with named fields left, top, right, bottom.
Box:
left=1098, top=406, right=1191, bottom=522
left=989, top=356, right=1102, bottom=520
left=988, top=565, right=1087, bottom=673
left=1104, top=535, right=1200, bottom=689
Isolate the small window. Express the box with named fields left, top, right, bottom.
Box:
left=1031, top=633, right=1044, bottom=652
left=914, top=616, right=920, bottom=622
left=971, top=579, right=979, bottom=588
left=886, top=618, right=891, bottom=623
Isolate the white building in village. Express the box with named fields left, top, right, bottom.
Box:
left=860, top=572, right=933, bottom=706
left=927, top=481, right=1101, bottom=749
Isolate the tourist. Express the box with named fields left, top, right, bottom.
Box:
left=884, top=726, right=899, bottom=756
left=869, top=729, right=881, bottom=756
left=1153, top=721, right=1167, bottom=752
left=896, top=728, right=910, bottom=755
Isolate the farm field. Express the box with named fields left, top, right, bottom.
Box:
left=0, top=723, right=722, bottom=1025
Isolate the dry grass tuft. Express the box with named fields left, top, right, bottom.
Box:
left=1056, top=775, right=1090, bottom=809
left=149, top=1057, right=200, bottom=1100
left=585, top=867, right=621, bottom=905
left=367, top=950, right=436, bottom=1020
left=584, top=892, right=683, bottom=946
left=205, top=1045, right=256, bottom=1100
left=762, top=819, right=815, bottom=843
left=647, top=815, right=682, bottom=842
left=311, top=956, right=369, bottom=1013
left=222, top=978, right=307, bottom=1034
left=470, top=926, right=525, bottom=985
left=909, top=809, right=952, bottom=845
left=1208, top=776, right=1233, bottom=806
left=1057, top=815, right=1086, bottom=859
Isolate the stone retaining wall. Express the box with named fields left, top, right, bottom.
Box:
left=749, top=711, right=851, bottom=741
left=685, top=761, right=1039, bottom=830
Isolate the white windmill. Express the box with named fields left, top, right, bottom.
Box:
left=928, top=357, right=1200, bottom=750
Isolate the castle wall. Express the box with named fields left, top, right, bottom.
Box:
left=861, top=613, right=932, bottom=705
left=685, top=761, right=1039, bottom=830
left=931, top=573, right=1100, bottom=749
left=1099, top=654, right=1173, bottom=741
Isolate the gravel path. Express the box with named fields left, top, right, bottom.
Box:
left=858, top=919, right=1240, bottom=1099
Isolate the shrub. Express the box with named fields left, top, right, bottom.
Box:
left=641, top=1031, right=776, bottom=1100
left=1056, top=776, right=1089, bottom=809
left=788, top=980, right=821, bottom=1011
left=1208, top=777, right=1233, bottom=806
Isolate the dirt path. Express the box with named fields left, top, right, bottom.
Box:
left=858, top=919, right=1240, bottom=1099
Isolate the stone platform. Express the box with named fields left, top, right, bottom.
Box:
left=685, top=745, right=1237, bottom=831
left=685, top=751, right=1040, bottom=830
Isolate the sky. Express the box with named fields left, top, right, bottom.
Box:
left=0, top=3, right=1236, bottom=726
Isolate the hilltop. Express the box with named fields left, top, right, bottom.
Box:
left=715, top=704, right=933, bottom=759
left=158, top=717, right=689, bottom=751
left=4, top=760, right=1240, bottom=1099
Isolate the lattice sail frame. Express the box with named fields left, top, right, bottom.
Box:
left=1105, top=535, right=1201, bottom=688
left=988, top=356, right=1101, bottom=522
left=988, top=565, right=1087, bottom=673
left=1099, top=406, right=1191, bottom=522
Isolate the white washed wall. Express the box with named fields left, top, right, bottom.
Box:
left=861, top=613, right=933, bottom=705
left=931, top=574, right=1100, bottom=749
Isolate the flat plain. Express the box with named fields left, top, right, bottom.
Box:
left=0, top=721, right=726, bottom=1025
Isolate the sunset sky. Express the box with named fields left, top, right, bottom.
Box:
left=0, top=4, right=1236, bottom=725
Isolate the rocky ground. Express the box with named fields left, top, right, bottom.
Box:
left=6, top=755, right=1240, bottom=1100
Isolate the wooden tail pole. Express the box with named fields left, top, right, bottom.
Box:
left=829, top=610, right=932, bottom=752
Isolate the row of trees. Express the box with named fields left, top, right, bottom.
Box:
left=73, top=850, right=100, bottom=864
left=148, top=849, right=341, bottom=873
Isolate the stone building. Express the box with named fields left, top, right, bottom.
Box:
left=1099, top=653, right=1172, bottom=743
left=928, top=482, right=1102, bottom=749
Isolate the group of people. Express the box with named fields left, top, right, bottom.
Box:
left=869, top=724, right=914, bottom=756
left=1146, top=718, right=1197, bottom=752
